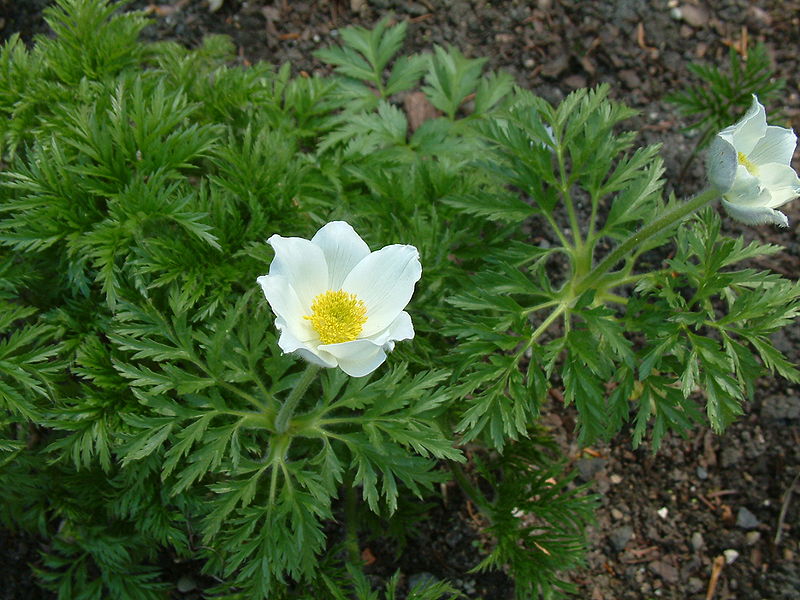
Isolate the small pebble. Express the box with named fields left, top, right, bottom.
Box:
left=611, top=508, right=624, bottom=520
left=691, top=531, right=704, bottom=551
left=688, top=577, right=704, bottom=593
left=678, top=4, right=709, bottom=27
left=445, top=529, right=462, bottom=547
left=696, top=466, right=708, bottom=480
left=177, top=576, right=196, bottom=593
left=564, top=74, right=587, bottom=89
left=610, top=473, right=623, bottom=485
left=609, top=525, right=634, bottom=551
left=657, top=507, right=669, bottom=519
left=577, top=458, right=607, bottom=481
left=618, top=69, right=641, bottom=90
left=736, top=506, right=760, bottom=530
left=745, top=531, right=761, bottom=546
left=649, top=559, right=679, bottom=584
left=723, top=549, right=739, bottom=564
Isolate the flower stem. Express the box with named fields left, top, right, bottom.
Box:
left=575, top=188, right=719, bottom=295
left=274, top=364, right=321, bottom=433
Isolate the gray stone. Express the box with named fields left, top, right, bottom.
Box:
left=696, top=466, right=708, bottom=480
left=609, top=525, right=634, bottom=551
left=177, top=576, right=196, bottom=593
left=736, top=506, right=760, bottom=530
left=687, top=577, right=704, bottom=593
left=405, top=2, right=429, bottom=16
left=691, top=531, right=704, bottom=551
left=577, top=458, right=607, bottom=481
left=649, top=559, right=679, bottom=583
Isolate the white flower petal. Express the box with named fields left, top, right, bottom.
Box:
left=707, top=136, right=737, bottom=192
left=274, top=317, right=337, bottom=367
left=724, top=165, right=767, bottom=205
left=342, top=244, right=422, bottom=337
left=267, top=234, right=328, bottom=309
left=722, top=96, right=767, bottom=156
left=721, top=199, right=789, bottom=227
left=366, top=311, right=415, bottom=346
left=748, top=126, right=798, bottom=166
left=757, top=163, right=800, bottom=208
left=310, top=221, right=371, bottom=290
left=257, top=274, right=315, bottom=342
left=320, top=339, right=387, bottom=377
left=294, top=347, right=338, bottom=368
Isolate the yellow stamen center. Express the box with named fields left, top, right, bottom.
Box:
left=738, top=151, right=758, bottom=176
left=304, top=289, right=368, bottom=345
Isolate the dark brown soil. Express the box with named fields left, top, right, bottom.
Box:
left=2, top=1, right=799, bottom=599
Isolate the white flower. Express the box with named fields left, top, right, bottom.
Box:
left=257, top=221, right=421, bottom=377
left=707, top=96, right=800, bottom=227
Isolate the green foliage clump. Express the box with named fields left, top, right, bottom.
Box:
left=1, top=1, right=798, bottom=599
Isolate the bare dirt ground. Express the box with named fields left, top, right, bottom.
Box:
left=1, top=1, right=799, bottom=599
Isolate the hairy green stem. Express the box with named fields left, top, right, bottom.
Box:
left=522, top=298, right=560, bottom=316
left=556, top=147, right=583, bottom=249
left=575, top=188, right=720, bottom=295
left=530, top=303, right=567, bottom=344
left=217, top=380, right=266, bottom=411
left=542, top=210, right=571, bottom=249
left=274, top=364, right=321, bottom=433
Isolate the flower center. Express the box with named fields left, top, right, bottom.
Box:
left=737, top=151, right=759, bottom=176
left=304, top=289, right=368, bottom=345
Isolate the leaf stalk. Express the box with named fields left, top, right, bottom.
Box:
left=575, top=188, right=720, bottom=295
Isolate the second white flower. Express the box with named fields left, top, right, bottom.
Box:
left=707, top=96, right=800, bottom=227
